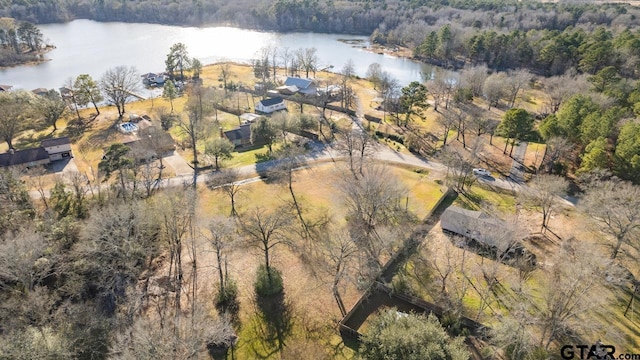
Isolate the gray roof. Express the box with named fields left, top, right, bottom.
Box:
left=41, top=137, right=71, bottom=148
left=224, top=124, right=251, bottom=142
left=259, top=97, right=284, bottom=107
left=32, top=88, right=49, bottom=95
left=240, top=113, right=262, bottom=123
left=0, top=148, right=49, bottom=167
left=0, top=85, right=12, bottom=92
left=440, top=206, right=515, bottom=248
left=284, top=77, right=313, bottom=89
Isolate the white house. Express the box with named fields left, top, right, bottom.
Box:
left=255, top=97, right=287, bottom=114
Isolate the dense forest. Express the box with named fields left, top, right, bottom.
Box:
left=2, top=0, right=640, bottom=37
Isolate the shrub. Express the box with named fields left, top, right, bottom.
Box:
left=215, top=279, right=240, bottom=320
left=254, top=264, right=283, bottom=297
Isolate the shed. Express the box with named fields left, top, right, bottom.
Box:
left=240, top=113, right=262, bottom=124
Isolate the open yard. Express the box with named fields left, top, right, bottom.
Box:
left=185, top=162, right=447, bottom=358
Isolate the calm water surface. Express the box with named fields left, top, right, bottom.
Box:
left=0, top=20, right=432, bottom=90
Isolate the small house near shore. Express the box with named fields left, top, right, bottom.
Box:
left=255, top=97, right=286, bottom=114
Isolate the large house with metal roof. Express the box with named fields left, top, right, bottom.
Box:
left=284, top=77, right=317, bottom=95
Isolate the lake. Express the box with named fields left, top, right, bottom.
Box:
left=0, top=19, right=433, bottom=91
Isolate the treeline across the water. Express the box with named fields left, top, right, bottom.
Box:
left=0, top=0, right=383, bottom=34
left=3, top=0, right=640, bottom=38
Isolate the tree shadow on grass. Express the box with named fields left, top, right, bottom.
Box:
left=249, top=290, right=293, bottom=359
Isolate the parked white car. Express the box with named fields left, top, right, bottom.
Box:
left=473, top=168, right=491, bottom=177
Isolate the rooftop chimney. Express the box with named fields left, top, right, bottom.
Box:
left=9, top=148, right=14, bottom=154
left=219, top=127, right=224, bottom=138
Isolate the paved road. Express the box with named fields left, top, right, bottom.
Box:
left=29, top=97, right=557, bottom=205
left=508, top=141, right=528, bottom=183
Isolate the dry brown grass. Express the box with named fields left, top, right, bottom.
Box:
left=193, top=162, right=446, bottom=358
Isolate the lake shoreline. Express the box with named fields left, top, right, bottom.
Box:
left=0, top=45, right=56, bottom=70
left=1, top=20, right=431, bottom=90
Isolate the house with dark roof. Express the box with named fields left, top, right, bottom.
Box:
left=223, top=124, right=252, bottom=148
left=32, top=88, right=49, bottom=96
left=255, top=97, right=286, bottom=114
left=0, top=148, right=50, bottom=168
left=284, top=77, right=316, bottom=95
left=0, top=85, right=13, bottom=92
left=0, top=137, right=73, bottom=169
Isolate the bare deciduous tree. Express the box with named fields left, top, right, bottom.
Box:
left=339, top=164, right=409, bottom=271
left=536, top=239, right=611, bottom=349
left=268, top=144, right=312, bottom=240
left=340, top=59, right=356, bottom=109
left=154, top=190, right=196, bottom=324
left=218, top=62, right=232, bottom=94
left=0, top=230, right=50, bottom=293
left=542, top=74, right=586, bottom=114
left=483, top=72, right=508, bottom=110
left=180, top=85, right=212, bottom=187
left=205, top=217, right=237, bottom=296
left=207, top=168, right=243, bottom=217
left=540, top=136, right=573, bottom=174
left=505, top=69, right=533, bottom=108
left=100, top=65, right=139, bottom=120
left=436, top=112, right=456, bottom=146
left=279, top=47, right=292, bottom=77
left=581, top=179, right=640, bottom=259
left=460, top=64, right=489, bottom=98
left=78, top=201, right=159, bottom=317
left=519, top=174, right=569, bottom=233
left=429, top=69, right=457, bottom=111
left=337, top=128, right=375, bottom=176
left=296, top=47, right=318, bottom=78
left=241, top=206, right=293, bottom=283
left=438, top=139, right=482, bottom=192
left=111, top=305, right=236, bottom=360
